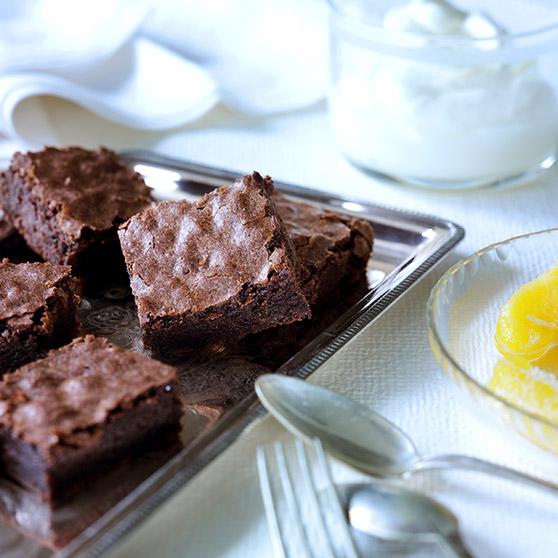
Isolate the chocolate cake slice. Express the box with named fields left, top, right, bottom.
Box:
left=0, top=336, right=182, bottom=502
left=0, top=177, right=38, bottom=262
left=0, top=147, right=153, bottom=276
left=0, top=260, right=79, bottom=377
left=273, top=192, right=373, bottom=306
left=119, top=172, right=310, bottom=356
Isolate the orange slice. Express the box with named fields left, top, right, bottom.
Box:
left=495, top=267, right=558, bottom=362
left=488, top=358, right=558, bottom=424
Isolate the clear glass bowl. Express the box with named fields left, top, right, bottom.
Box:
left=427, top=228, right=558, bottom=454
left=328, top=0, right=558, bottom=190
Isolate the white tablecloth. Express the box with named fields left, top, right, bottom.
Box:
left=23, top=98, right=558, bottom=558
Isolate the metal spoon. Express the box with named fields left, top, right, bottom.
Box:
left=343, top=482, right=474, bottom=558
left=255, top=374, right=558, bottom=495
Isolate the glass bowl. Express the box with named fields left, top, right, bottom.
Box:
left=328, top=0, right=558, bottom=190
left=427, top=228, right=558, bottom=454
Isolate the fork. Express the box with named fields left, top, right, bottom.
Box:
left=256, top=438, right=359, bottom=558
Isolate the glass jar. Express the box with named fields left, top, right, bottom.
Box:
left=328, top=0, right=558, bottom=190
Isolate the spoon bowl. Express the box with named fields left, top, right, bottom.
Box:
left=344, top=482, right=473, bottom=557
left=255, top=374, right=419, bottom=477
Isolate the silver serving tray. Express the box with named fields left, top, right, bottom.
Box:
left=0, top=151, right=463, bottom=558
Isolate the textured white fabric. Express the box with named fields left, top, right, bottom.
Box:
left=11, top=99, right=558, bottom=558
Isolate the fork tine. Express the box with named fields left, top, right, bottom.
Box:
left=273, top=442, right=314, bottom=558
left=295, top=439, right=337, bottom=558
left=257, top=446, right=288, bottom=558
left=313, top=438, right=360, bottom=558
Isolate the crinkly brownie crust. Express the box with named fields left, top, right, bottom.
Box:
left=0, top=260, right=79, bottom=376
left=0, top=147, right=153, bottom=274
left=0, top=336, right=182, bottom=501
left=119, top=172, right=310, bottom=355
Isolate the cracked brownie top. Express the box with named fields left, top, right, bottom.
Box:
left=0, top=335, right=177, bottom=449
left=6, top=147, right=153, bottom=235
left=0, top=260, right=75, bottom=329
left=118, top=172, right=309, bottom=322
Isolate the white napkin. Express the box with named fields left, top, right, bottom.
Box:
left=0, top=0, right=328, bottom=149
left=0, top=39, right=219, bottom=134
left=142, top=0, right=328, bottom=115
left=0, top=0, right=146, bottom=73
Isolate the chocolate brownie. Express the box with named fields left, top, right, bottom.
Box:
left=0, top=336, right=182, bottom=501
left=273, top=193, right=374, bottom=306
left=0, top=177, right=38, bottom=262
left=119, top=172, right=310, bottom=356
left=0, top=147, right=153, bottom=276
left=0, top=261, right=79, bottom=377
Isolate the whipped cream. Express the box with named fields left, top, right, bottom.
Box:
left=329, top=0, right=558, bottom=185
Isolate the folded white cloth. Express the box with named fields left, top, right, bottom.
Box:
left=0, top=39, right=219, bottom=134
left=0, top=0, right=146, bottom=73
left=0, top=0, right=328, bottom=149
left=143, top=0, right=328, bottom=115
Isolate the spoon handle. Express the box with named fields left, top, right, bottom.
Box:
left=438, top=532, right=475, bottom=558
left=414, top=454, right=558, bottom=495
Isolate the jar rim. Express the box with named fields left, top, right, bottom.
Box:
left=328, top=0, right=558, bottom=64
left=328, top=0, right=558, bottom=46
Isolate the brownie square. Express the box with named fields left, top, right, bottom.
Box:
left=0, top=147, right=153, bottom=276
left=0, top=177, right=38, bottom=263
left=119, top=172, right=310, bottom=355
left=0, top=260, right=79, bottom=377
left=273, top=193, right=374, bottom=306
left=0, top=336, right=182, bottom=501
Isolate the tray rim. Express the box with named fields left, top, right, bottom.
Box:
left=122, top=150, right=458, bottom=227
left=56, top=151, right=464, bottom=558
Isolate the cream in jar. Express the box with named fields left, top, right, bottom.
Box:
left=329, top=0, right=558, bottom=186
